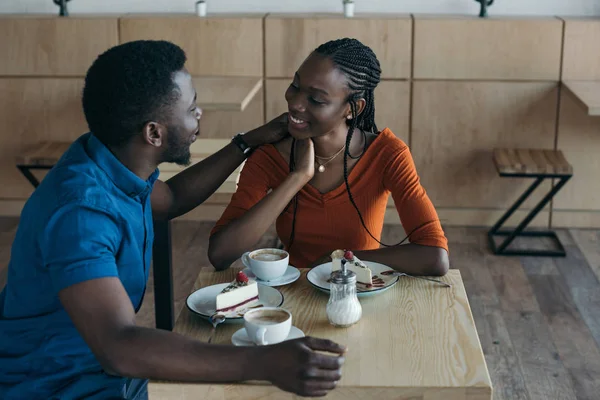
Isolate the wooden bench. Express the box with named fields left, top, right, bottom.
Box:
left=16, top=141, right=72, bottom=187
left=488, top=148, right=573, bottom=257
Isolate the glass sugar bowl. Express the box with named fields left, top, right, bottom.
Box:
left=326, top=260, right=362, bottom=327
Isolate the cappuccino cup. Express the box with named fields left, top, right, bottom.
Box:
left=244, top=307, right=292, bottom=345
left=242, top=248, right=289, bottom=281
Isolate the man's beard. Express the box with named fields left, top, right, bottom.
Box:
left=162, top=125, right=192, bottom=167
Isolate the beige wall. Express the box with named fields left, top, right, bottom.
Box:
left=1, top=14, right=599, bottom=227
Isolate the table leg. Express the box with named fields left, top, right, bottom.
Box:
left=153, top=219, right=174, bottom=331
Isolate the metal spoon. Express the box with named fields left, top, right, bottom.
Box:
left=380, top=271, right=452, bottom=288
left=207, top=313, right=226, bottom=344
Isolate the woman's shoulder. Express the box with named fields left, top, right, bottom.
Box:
left=372, top=128, right=410, bottom=156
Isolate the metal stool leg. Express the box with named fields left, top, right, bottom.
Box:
left=488, top=175, right=571, bottom=257
left=17, top=165, right=51, bottom=188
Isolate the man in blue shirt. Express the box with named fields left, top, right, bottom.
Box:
left=0, top=40, right=345, bottom=399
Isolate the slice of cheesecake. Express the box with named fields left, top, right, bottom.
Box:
left=330, top=249, right=373, bottom=286
left=216, top=271, right=259, bottom=313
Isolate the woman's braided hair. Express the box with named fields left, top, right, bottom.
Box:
left=287, top=38, right=437, bottom=251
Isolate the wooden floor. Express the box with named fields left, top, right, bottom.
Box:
left=1, top=218, right=600, bottom=400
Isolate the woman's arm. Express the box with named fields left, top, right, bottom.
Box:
left=353, top=244, right=448, bottom=276
left=208, top=139, right=315, bottom=270
left=353, top=144, right=449, bottom=276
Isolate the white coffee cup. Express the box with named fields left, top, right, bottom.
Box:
left=242, top=248, right=289, bottom=281
left=244, top=307, right=292, bottom=346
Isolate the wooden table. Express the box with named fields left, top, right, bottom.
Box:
left=149, top=267, right=492, bottom=400
left=562, top=80, right=600, bottom=116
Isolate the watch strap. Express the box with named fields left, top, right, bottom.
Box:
left=232, top=133, right=252, bottom=155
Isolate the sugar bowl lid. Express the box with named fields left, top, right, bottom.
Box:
left=331, top=259, right=356, bottom=285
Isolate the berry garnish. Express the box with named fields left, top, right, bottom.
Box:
left=236, top=271, right=249, bottom=283
left=344, top=250, right=354, bottom=260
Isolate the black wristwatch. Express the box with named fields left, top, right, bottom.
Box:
left=232, top=133, right=253, bottom=156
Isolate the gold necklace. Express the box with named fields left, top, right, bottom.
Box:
left=315, top=145, right=346, bottom=173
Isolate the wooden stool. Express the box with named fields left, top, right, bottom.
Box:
left=16, top=141, right=71, bottom=188
left=489, top=148, right=573, bottom=257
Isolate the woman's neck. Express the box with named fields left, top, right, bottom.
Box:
left=312, top=126, right=361, bottom=158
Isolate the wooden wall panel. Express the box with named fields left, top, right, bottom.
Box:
left=265, top=79, right=410, bottom=143
left=562, top=19, right=600, bottom=81
left=553, top=91, right=600, bottom=212
left=553, top=211, right=600, bottom=228
left=413, top=17, right=563, bottom=81
left=0, top=78, right=88, bottom=199
left=0, top=17, right=118, bottom=76
left=198, top=88, right=264, bottom=139
left=265, top=14, right=412, bottom=79
left=119, top=16, right=263, bottom=77
left=411, top=81, right=558, bottom=214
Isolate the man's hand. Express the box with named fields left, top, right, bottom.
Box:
left=244, top=113, right=289, bottom=147
left=152, top=113, right=289, bottom=220
left=261, top=337, right=347, bottom=397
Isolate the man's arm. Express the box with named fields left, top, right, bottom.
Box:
left=152, top=113, right=288, bottom=221
left=42, top=202, right=345, bottom=396
left=59, top=277, right=346, bottom=396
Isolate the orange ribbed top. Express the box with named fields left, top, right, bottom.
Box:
left=211, top=128, right=448, bottom=268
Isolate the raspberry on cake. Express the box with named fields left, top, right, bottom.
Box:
left=330, top=249, right=373, bottom=286
left=215, top=271, right=259, bottom=313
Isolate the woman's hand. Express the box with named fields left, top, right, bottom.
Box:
left=292, top=138, right=315, bottom=181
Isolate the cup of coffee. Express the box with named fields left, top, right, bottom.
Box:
left=242, top=248, right=289, bottom=281
left=243, top=307, right=292, bottom=346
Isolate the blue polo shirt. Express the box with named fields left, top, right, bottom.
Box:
left=0, top=132, right=158, bottom=399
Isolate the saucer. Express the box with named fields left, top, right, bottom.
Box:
left=242, top=265, right=301, bottom=287
left=186, top=283, right=284, bottom=323
left=231, top=326, right=305, bottom=346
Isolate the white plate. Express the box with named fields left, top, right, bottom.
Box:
left=307, top=261, right=400, bottom=298
left=186, top=283, right=284, bottom=323
left=242, top=265, right=301, bottom=287
left=231, top=326, right=305, bottom=346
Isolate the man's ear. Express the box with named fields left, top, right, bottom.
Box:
left=142, top=122, right=166, bottom=148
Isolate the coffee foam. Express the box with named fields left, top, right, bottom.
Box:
left=250, top=250, right=287, bottom=262
left=245, top=309, right=289, bottom=325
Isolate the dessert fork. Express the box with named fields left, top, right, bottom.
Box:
left=380, top=270, right=451, bottom=288
left=207, top=313, right=226, bottom=344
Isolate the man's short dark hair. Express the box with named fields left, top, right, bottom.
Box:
left=82, top=40, right=187, bottom=147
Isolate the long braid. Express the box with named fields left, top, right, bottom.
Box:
left=287, top=139, right=299, bottom=250
left=287, top=38, right=439, bottom=252
left=320, top=38, right=438, bottom=247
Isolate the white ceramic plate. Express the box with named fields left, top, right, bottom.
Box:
left=307, top=261, right=400, bottom=298
left=242, top=265, right=301, bottom=287
left=231, top=326, right=305, bottom=346
left=186, top=283, right=284, bottom=323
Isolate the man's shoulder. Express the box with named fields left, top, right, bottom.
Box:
left=26, top=173, right=118, bottom=226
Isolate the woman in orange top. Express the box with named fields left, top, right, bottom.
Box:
left=209, top=38, right=449, bottom=275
